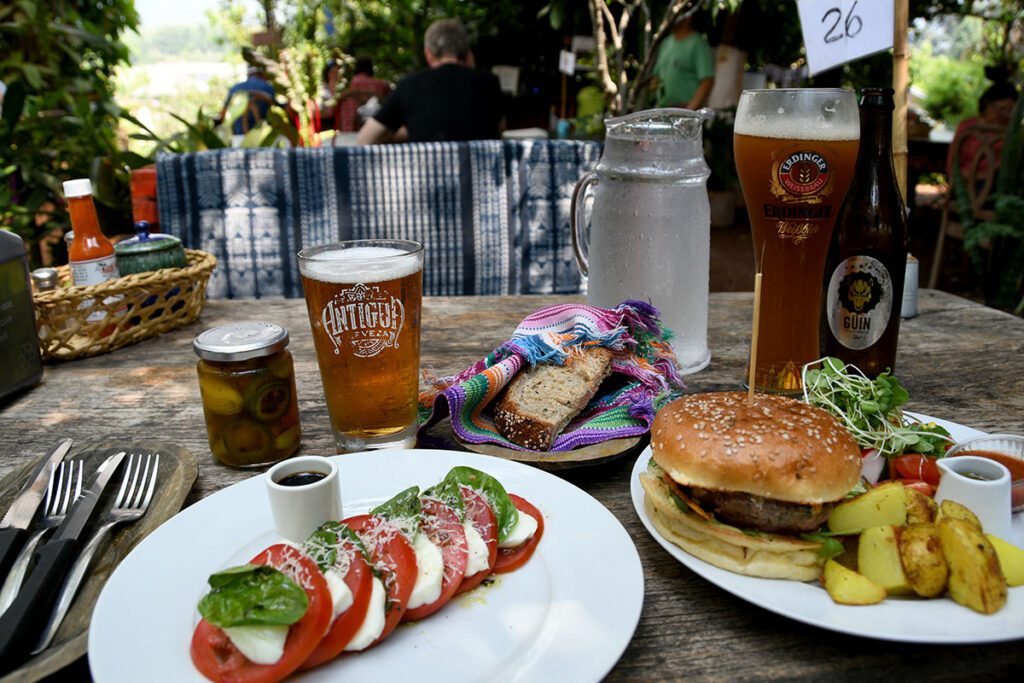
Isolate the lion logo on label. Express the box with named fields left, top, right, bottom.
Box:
left=320, top=283, right=405, bottom=358
left=838, top=272, right=882, bottom=313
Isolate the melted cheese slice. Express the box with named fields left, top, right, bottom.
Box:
left=498, top=512, right=537, bottom=549
left=406, top=533, right=444, bottom=609
left=343, top=576, right=386, bottom=652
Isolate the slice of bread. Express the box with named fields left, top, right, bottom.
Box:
left=493, top=347, right=613, bottom=450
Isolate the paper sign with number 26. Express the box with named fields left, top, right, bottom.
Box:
left=797, top=0, right=894, bottom=76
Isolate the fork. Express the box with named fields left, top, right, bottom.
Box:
left=33, top=452, right=160, bottom=654
left=0, top=460, right=83, bottom=615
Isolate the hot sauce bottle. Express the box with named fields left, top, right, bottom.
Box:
left=64, top=179, right=120, bottom=286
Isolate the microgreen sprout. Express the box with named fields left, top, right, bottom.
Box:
left=801, top=357, right=952, bottom=458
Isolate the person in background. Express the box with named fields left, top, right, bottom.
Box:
left=946, top=80, right=1019, bottom=182
left=336, top=57, right=391, bottom=132
left=318, top=59, right=342, bottom=130
left=356, top=18, right=504, bottom=144
left=222, top=64, right=276, bottom=134
left=651, top=13, right=714, bottom=110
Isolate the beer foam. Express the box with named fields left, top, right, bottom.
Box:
left=300, top=246, right=421, bottom=284
left=734, top=114, right=859, bottom=141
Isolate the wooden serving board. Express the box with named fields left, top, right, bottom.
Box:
left=0, top=440, right=198, bottom=683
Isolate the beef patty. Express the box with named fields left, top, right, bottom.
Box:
left=689, top=486, right=834, bottom=534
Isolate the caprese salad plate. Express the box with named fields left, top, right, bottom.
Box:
left=631, top=413, right=1024, bottom=644
left=90, top=449, right=644, bottom=682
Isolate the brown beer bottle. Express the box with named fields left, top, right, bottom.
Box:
left=821, top=88, right=908, bottom=377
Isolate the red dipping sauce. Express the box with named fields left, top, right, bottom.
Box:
left=952, top=450, right=1024, bottom=510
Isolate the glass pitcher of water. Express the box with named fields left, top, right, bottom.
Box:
left=571, top=108, right=713, bottom=374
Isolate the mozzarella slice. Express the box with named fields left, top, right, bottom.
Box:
left=406, top=533, right=444, bottom=609
left=463, top=520, right=490, bottom=576
left=324, top=566, right=354, bottom=621
left=498, top=511, right=538, bottom=549
left=223, top=624, right=288, bottom=665
left=343, top=576, right=386, bottom=652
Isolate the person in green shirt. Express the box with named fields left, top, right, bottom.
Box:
left=652, top=15, right=715, bottom=109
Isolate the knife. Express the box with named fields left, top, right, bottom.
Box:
left=0, top=440, right=73, bottom=584
left=0, top=450, right=125, bottom=671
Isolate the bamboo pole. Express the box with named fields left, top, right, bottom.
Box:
left=893, top=0, right=909, bottom=204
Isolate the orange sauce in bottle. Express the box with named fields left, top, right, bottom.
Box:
left=64, top=179, right=121, bottom=336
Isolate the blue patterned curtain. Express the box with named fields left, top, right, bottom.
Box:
left=156, top=140, right=601, bottom=298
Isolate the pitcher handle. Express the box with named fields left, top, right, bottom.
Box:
left=570, top=171, right=598, bottom=277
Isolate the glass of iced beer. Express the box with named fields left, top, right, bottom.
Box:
left=298, top=240, right=423, bottom=452
left=734, top=89, right=860, bottom=393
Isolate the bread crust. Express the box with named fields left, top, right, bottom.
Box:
left=650, top=392, right=860, bottom=504
left=493, top=347, right=613, bottom=450
left=640, top=470, right=823, bottom=580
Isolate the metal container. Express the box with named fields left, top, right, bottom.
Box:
left=0, top=231, right=43, bottom=400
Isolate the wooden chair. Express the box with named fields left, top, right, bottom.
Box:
left=927, top=123, right=1004, bottom=289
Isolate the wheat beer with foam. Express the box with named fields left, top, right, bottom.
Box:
left=299, top=240, right=423, bottom=452
left=734, top=89, right=859, bottom=393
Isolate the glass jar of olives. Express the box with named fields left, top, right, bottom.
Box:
left=193, top=322, right=301, bottom=467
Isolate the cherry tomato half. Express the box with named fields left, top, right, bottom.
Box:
left=403, top=497, right=469, bottom=621
left=190, top=544, right=332, bottom=683
left=455, top=486, right=498, bottom=595
left=300, top=537, right=374, bottom=670
left=493, top=494, right=544, bottom=574
left=343, top=514, right=417, bottom=649
left=895, top=478, right=936, bottom=497
left=893, top=454, right=942, bottom=486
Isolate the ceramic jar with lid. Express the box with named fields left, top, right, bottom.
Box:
left=193, top=322, right=301, bottom=467
left=115, top=221, right=186, bottom=275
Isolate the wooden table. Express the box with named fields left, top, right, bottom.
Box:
left=2, top=290, right=1023, bottom=680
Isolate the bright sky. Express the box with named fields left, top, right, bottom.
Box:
left=135, top=0, right=260, bottom=27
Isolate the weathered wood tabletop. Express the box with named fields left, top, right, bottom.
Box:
left=2, top=290, right=1022, bottom=681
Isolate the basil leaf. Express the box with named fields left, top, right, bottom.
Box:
left=424, top=479, right=466, bottom=519
left=441, top=466, right=519, bottom=542
left=198, top=564, right=308, bottom=628
left=371, top=486, right=422, bottom=537
left=304, top=521, right=370, bottom=574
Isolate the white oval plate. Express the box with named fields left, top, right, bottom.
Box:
left=631, top=412, right=1024, bottom=643
left=90, top=449, right=644, bottom=682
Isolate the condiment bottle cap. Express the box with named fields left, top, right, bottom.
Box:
left=31, top=268, right=60, bottom=291
left=193, top=322, right=289, bottom=362
left=62, top=178, right=93, bottom=198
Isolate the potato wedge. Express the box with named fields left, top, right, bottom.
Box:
left=858, top=525, right=913, bottom=595
left=986, top=534, right=1024, bottom=587
left=905, top=487, right=937, bottom=524
left=828, top=482, right=907, bottom=535
left=821, top=558, right=886, bottom=605
left=936, top=500, right=982, bottom=531
left=898, top=523, right=948, bottom=598
left=938, top=519, right=1007, bottom=614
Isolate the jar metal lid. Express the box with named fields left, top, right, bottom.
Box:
left=193, top=322, right=289, bottom=362
left=31, top=268, right=60, bottom=291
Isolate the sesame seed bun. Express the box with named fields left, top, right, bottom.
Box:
left=650, top=392, right=861, bottom=505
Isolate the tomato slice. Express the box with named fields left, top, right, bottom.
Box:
left=299, top=537, right=374, bottom=670
left=403, top=497, right=469, bottom=621
left=895, top=478, right=936, bottom=497
left=893, top=454, right=941, bottom=486
left=493, top=494, right=544, bottom=574
left=190, top=544, right=332, bottom=683
left=455, top=486, right=498, bottom=595
left=343, top=514, right=417, bottom=649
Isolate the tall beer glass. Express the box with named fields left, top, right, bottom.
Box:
left=734, top=89, right=860, bottom=393
left=298, top=240, right=423, bottom=452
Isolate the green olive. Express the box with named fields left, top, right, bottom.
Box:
left=199, top=376, right=244, bottom=416
left=221, top=418, right=274, bottom=464
left=244, top=380, right=291, bottom=422
left=268, top=353, right=293, bottom=379
left=273, top=425, right=301, bottom=451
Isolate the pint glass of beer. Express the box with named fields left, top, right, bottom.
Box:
left=734, top=89, right=860, bottom=393
left=298, top=240, right=423, bottom=452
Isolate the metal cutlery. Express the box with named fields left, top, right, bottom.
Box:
left=0, top=450, right=126, bottom=672
left=0, top=459, right=83, bottom=614
left=0, top=440, right=74, bottom=582
left=33, top=452, right=160, bottom=654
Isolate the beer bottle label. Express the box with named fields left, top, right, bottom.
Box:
left=321, top=283, right=405, bottom=358
left=826, top=255, right=893, bottom=350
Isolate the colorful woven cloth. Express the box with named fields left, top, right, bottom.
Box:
left=419, top=301, right=685, bottom=451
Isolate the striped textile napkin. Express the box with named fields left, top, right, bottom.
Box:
left=419, top=301, right=685, bottom=451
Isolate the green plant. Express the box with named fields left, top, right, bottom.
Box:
left=704, top=108, right=736, bottom=192
left=910, top=41, right=988, bottom=127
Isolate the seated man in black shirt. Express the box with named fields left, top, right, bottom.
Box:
left=356, top=18, right=505, bottom=144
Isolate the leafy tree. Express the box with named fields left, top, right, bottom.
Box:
left=0, top=0, right=142, bottom=262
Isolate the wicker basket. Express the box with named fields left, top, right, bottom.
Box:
left=33, top=249, right=217, bottom=361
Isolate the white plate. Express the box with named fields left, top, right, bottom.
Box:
left=630, top=412, right=1024, bottom=643
left=90, top=449, right=644, bottom=682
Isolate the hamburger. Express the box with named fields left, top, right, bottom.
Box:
left=640, top=391, right=861, bottom=581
